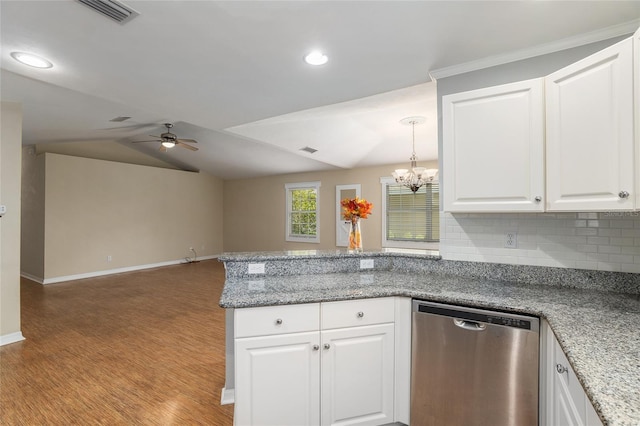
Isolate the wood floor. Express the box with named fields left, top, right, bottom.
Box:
left=0, top=260, right=235, bottom=425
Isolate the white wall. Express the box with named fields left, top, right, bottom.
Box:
left=437, top=35, right=638, bottom=272
left=1, top=102, right=24, bottom=345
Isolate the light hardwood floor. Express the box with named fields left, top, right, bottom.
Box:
left=0, top=260, right=235, bottom=425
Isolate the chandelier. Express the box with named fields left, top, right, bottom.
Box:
left=392, top=116, right=438, bottom=193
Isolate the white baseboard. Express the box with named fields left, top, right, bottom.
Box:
left=221, top=387, right=235, bottom=405
left=20, top=271, right=44, bottom=284
left=31, top=255, right=219, bottom=285
left=0, top=331, right=25, bottom=346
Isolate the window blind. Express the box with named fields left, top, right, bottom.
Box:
left=386, top=183, right=439, bottom=242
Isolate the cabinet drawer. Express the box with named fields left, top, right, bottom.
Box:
left=235, top=303, right=320, bottom=338
left=321, top=297, right=395, bottom=329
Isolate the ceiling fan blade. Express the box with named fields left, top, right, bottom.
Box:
left=177, top=141, right=198, bottom=151
left=159, top=145, right=167, bottom=152
left=149, top=135, right=161, bottom=138
left=176, top=138, right=197, bottom=144
left=132, top=139, right=161, bottom=143
left=99, top=123, right=159, bottom=131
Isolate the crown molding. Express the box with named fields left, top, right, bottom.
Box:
left=429, top=19, right=640, bottom=81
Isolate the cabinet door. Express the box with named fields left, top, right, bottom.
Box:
left=552, top=345, right=585, bottom=426
left=443, top=78, right=544, bottom=212
left=321, top=323, right=395, bottom=426
left=235, top=331, right=320, bottom=426
left=543, top=321, right=603, bottom=426
left=546, top=37, right=634, bottom=211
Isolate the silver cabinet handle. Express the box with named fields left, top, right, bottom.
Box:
left=556, top=363, right=568, bottom=374
left=275, top=318, right=283, bottom=325
left=312, top=344, right=320, bottom=351
left=534, top=196, right=542, bottom=202
left=619, top=191, right=630, bottom=199
left=323, top=343, right=330, bottom=350
left=357, top=311, right=364, bottom=318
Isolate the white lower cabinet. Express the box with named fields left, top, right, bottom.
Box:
left=321, top=323, right=395, bottom=426
left=234, top=297, right=402, bottom=426
left=543, top=321, right=603, bottom=426
left=235, top=331, right=321, bottom=426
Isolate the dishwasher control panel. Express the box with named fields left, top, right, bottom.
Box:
left=485, top=315, right=532, bottom=330
left=416, top=302, right=537, bottom=331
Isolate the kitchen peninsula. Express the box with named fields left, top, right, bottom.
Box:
left=219, top=250, right=640, bottom=426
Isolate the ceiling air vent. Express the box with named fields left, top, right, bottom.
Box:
left=77, top=0, right=139, bottom=24
left=300, top=146, right=318, bottom=154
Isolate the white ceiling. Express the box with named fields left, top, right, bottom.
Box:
left=1, top=1, right=639, bottom=179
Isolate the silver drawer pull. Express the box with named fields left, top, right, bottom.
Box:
left=312, top=344, right=319, bottom=351
left=619, top=191, right=630, bottom=199
left=275, top=318, right=283, bottom=325
left=534, top=196, right=542, bottom=202
left=556, top=363, right=568, bottom=374
left=323, top=343, right=330, bottom=350
left=357, top=311, right=364, bottom=318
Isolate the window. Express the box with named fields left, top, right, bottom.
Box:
left=380, top=177, right=439, bottom=249
left=285, top=181, right=321, bottom=243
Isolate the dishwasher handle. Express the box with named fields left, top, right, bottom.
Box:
left=454, top=318, right=487, bottom=331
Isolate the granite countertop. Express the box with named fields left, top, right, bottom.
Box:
left=218, top=248, right=442, bottom=262
left=220, top=270, right=640, bottom=426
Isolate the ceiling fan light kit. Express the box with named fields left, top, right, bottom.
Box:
left=132, top=123, right=198, bottom=152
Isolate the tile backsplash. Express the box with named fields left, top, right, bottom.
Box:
left=440, top=212, right=640, bottom=273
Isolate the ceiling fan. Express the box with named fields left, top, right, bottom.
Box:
left=132, top=123, right=198, bottom=152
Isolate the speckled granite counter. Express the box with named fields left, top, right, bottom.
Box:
left=219, top=251, right=640, bottom=426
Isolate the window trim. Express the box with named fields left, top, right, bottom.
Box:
left=285, top=181, right=321, bottom=243
left=380, top=177, right=439, bottom=250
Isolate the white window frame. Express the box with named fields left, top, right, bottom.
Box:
left=335, top=184, right=361, bottom=247
left=380, top=177, right=439, bottom=250
left=285, top=181, right=321, bottom=243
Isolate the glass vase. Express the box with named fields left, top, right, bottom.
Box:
left=348, top=217, right=362, bottom=252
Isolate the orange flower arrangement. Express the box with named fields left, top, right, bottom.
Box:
left=341, top=197, right=373, bottom=220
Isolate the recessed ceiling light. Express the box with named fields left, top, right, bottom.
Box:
left=304, top=51, right=328, bottom=66
left=10, top=52, right=53, bottom=69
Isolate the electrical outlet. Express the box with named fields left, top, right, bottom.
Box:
left=360, top=259, right=374, bottom=269
left=107, top=255, right=112, bottom=262
left=248, top=263, right=265, bottom=274
left=504, top=232, right=517, bottom=249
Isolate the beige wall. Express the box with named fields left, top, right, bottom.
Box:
left=1, top=102, right=23, bottom=342
left=40, top=153, right=224, bottom=280
left=223, top=161, right=438, bottom=252
left=21, top=148, right=45, bottom=279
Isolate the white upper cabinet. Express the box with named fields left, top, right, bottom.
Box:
left=442, top=29, right=639, bottom=213
left=443, top=78, right=545, bottom=212
left=546, top=37, right=634, bottom=211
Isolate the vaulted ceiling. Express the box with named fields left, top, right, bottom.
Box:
left=2, top=1, right=639, bottom=179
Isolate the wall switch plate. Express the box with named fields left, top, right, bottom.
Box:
left=360, top=259, right=374, bottom=269
left=248, top=263, right=265, bottom=274
left=504, top=232, right=518, bottom=249
left=0, top=205, right=6, bottom=217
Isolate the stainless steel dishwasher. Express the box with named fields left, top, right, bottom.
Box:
left=411, top=300, right=539, bottom=426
